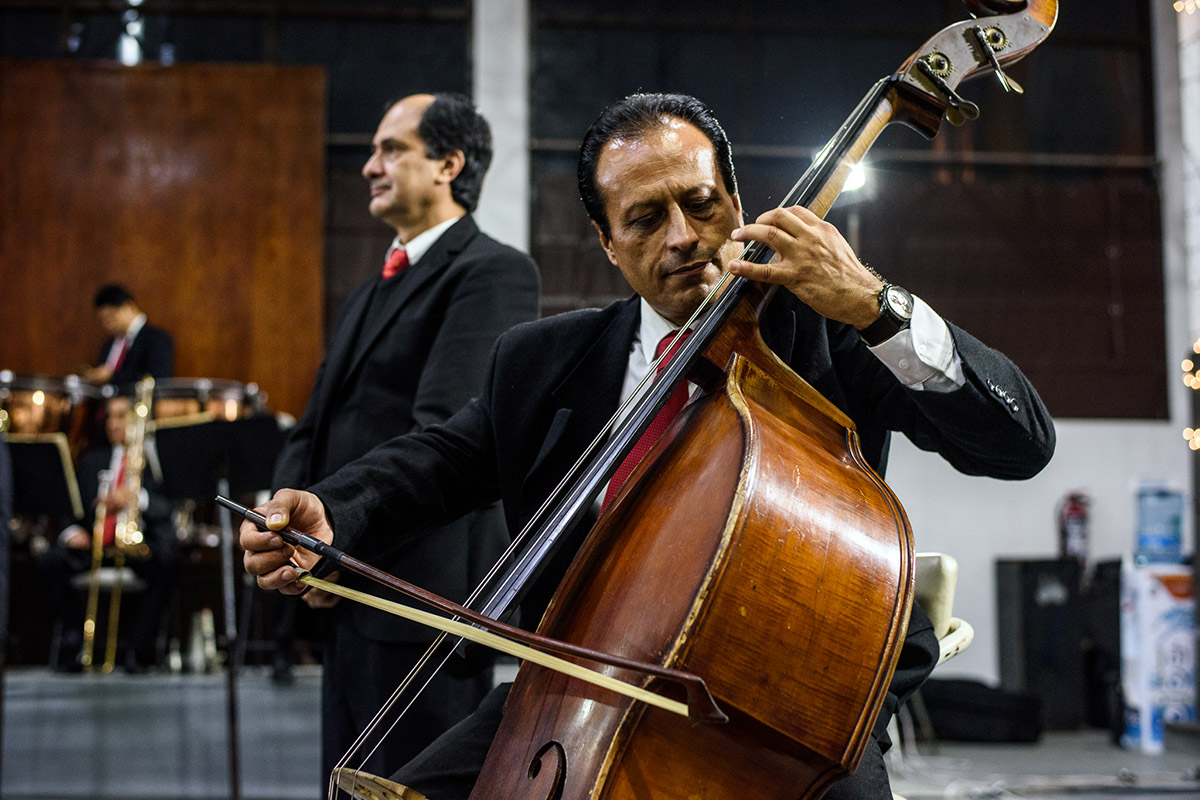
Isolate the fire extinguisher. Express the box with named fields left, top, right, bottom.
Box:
left=1058, top=491, right=1090, bottom=565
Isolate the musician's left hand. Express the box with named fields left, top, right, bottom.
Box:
left=727, top=205, right=883, bottom=329
left=104, top=486, right=134, bottom=510
left=62, top=525, right=90, bottom=550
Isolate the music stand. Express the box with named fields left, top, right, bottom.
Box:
left=3, top=432, right=84, bottom=520
left=154, top=414, right=283, bottom=501
left=152, top=414, right=283, bottom=800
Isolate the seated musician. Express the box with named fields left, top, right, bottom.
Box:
left=243, top=93, right=1055, bottom=799
left=82, top=284, right=174, bottom=388
left=37, top=394, right=179, bottom=673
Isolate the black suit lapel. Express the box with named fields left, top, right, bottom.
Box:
left=112, top=333, right=147, bottom=384
left=343, top=216, right=479, bottom=384
left=311, top=282, right=375, bottom=420
left=526, top=298, right=640, bottom=483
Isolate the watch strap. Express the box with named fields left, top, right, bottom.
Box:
left=860, top=284, right=912, bottom=346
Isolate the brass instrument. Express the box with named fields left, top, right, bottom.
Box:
left=80, top=468, right=113, bottom=671
left=80, top=376, right=154, bottom=673
left=114, top=377, right=153, bottom=558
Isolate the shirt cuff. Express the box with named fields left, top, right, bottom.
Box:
left=865, top=296, right=964, bottom=392
left=59, top=524, right=87, bottom=546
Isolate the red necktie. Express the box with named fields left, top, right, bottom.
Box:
left=111, top=337, right=129, bottom=372
left=601, top=330, right=691, bottom=513
left=101, top=454, right=126, bottom=547
left=382, top=247, right=409, bottom=279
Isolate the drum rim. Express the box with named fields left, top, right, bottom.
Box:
left=0, top=370, right=105, bottom=399
left=149, top=377, right=258, bottom=399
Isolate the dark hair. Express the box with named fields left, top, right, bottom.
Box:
left=94, top=284, right=133, bottom=309
left=416, top=93, right=493, bottom=213
left=578, top=93, right=738, bottom=238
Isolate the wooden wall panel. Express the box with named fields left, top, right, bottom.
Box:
left=0, top=60, right=325, bottom=418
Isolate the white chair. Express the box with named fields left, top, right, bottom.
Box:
left=890, top=552, right=974, bottom=800
left=914, top=552, right=974, bottom=666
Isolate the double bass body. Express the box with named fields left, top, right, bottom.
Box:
left=475, top=301, right=915, bottom=799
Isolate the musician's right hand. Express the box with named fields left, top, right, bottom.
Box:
left=241, top=488, right=333, bottom=595
left=82, top=364, right=114, bottom=384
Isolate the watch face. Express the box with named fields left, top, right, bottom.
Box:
left=885, top=285, right=914, bottom=320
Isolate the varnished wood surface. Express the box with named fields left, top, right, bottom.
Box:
left=473, top=319, right=912, bottom=799
left=0, top=60, right=325, bottom=418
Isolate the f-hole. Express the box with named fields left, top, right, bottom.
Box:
left=526, top=740, right=567, bottom=800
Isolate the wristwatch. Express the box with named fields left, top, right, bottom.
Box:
left=859, top=283, right=914, bottom=346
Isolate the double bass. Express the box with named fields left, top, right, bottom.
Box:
left=235, top=1, right=1058, bottom=797
left=475, top=5, right=1058, bottom=797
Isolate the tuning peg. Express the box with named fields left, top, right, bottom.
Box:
left=973, top=26, right=1024, bottom=94
left=917, top=57, right=981, bottom=126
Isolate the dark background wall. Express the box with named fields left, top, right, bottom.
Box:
left=528, top=0, right=1164, bottom=420
left=0, top=0, right=1165, bottom=419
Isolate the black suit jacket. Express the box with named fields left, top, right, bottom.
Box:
left=0, top=438, right=11, bottom=528
left=99, top=323, right=175, bottom=389
left=274, top=215, right=540, bottom=642
left=317, top=290, right=1054, bottom=556
left=312, top=290, right=1055, bottom=706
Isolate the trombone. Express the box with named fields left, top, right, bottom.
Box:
left=80, top=377, right=154, bottom=673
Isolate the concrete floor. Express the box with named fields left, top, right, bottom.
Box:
left=4, top=667, right=1200, bottom=800
left=2, top=667, right=323, bottom=800
left=890, top=731, right=1200, bottom=799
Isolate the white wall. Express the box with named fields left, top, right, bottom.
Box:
left=471, top=0, right=530, bottom=253
left=1179, top=4, right=1200, bottom=339
left=888, top=420, right=1190, bottom=684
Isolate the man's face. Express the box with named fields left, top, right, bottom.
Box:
left=362, top=95, right=444, bottom=232
left=96, top=303, right=135, bottom=337
left=105, top=398, right=131, bottom=445
left=594, top=119, right=743, bottom=326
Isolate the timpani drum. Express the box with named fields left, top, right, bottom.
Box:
left=0, top=370, right=105, bottom=458
left=150, top=378, right=267, bottom=422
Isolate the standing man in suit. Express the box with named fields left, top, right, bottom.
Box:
left=83, top=284, right=174, bottom=388
left=270, top=92, right=539, bottom=781
left=245, top=93, right=1053, bottom=799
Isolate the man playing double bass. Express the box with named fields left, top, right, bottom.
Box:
left=243, top=93, right=1054, bottom=799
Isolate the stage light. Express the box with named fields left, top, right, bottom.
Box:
left=844, top=162, right=868, bottom=193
